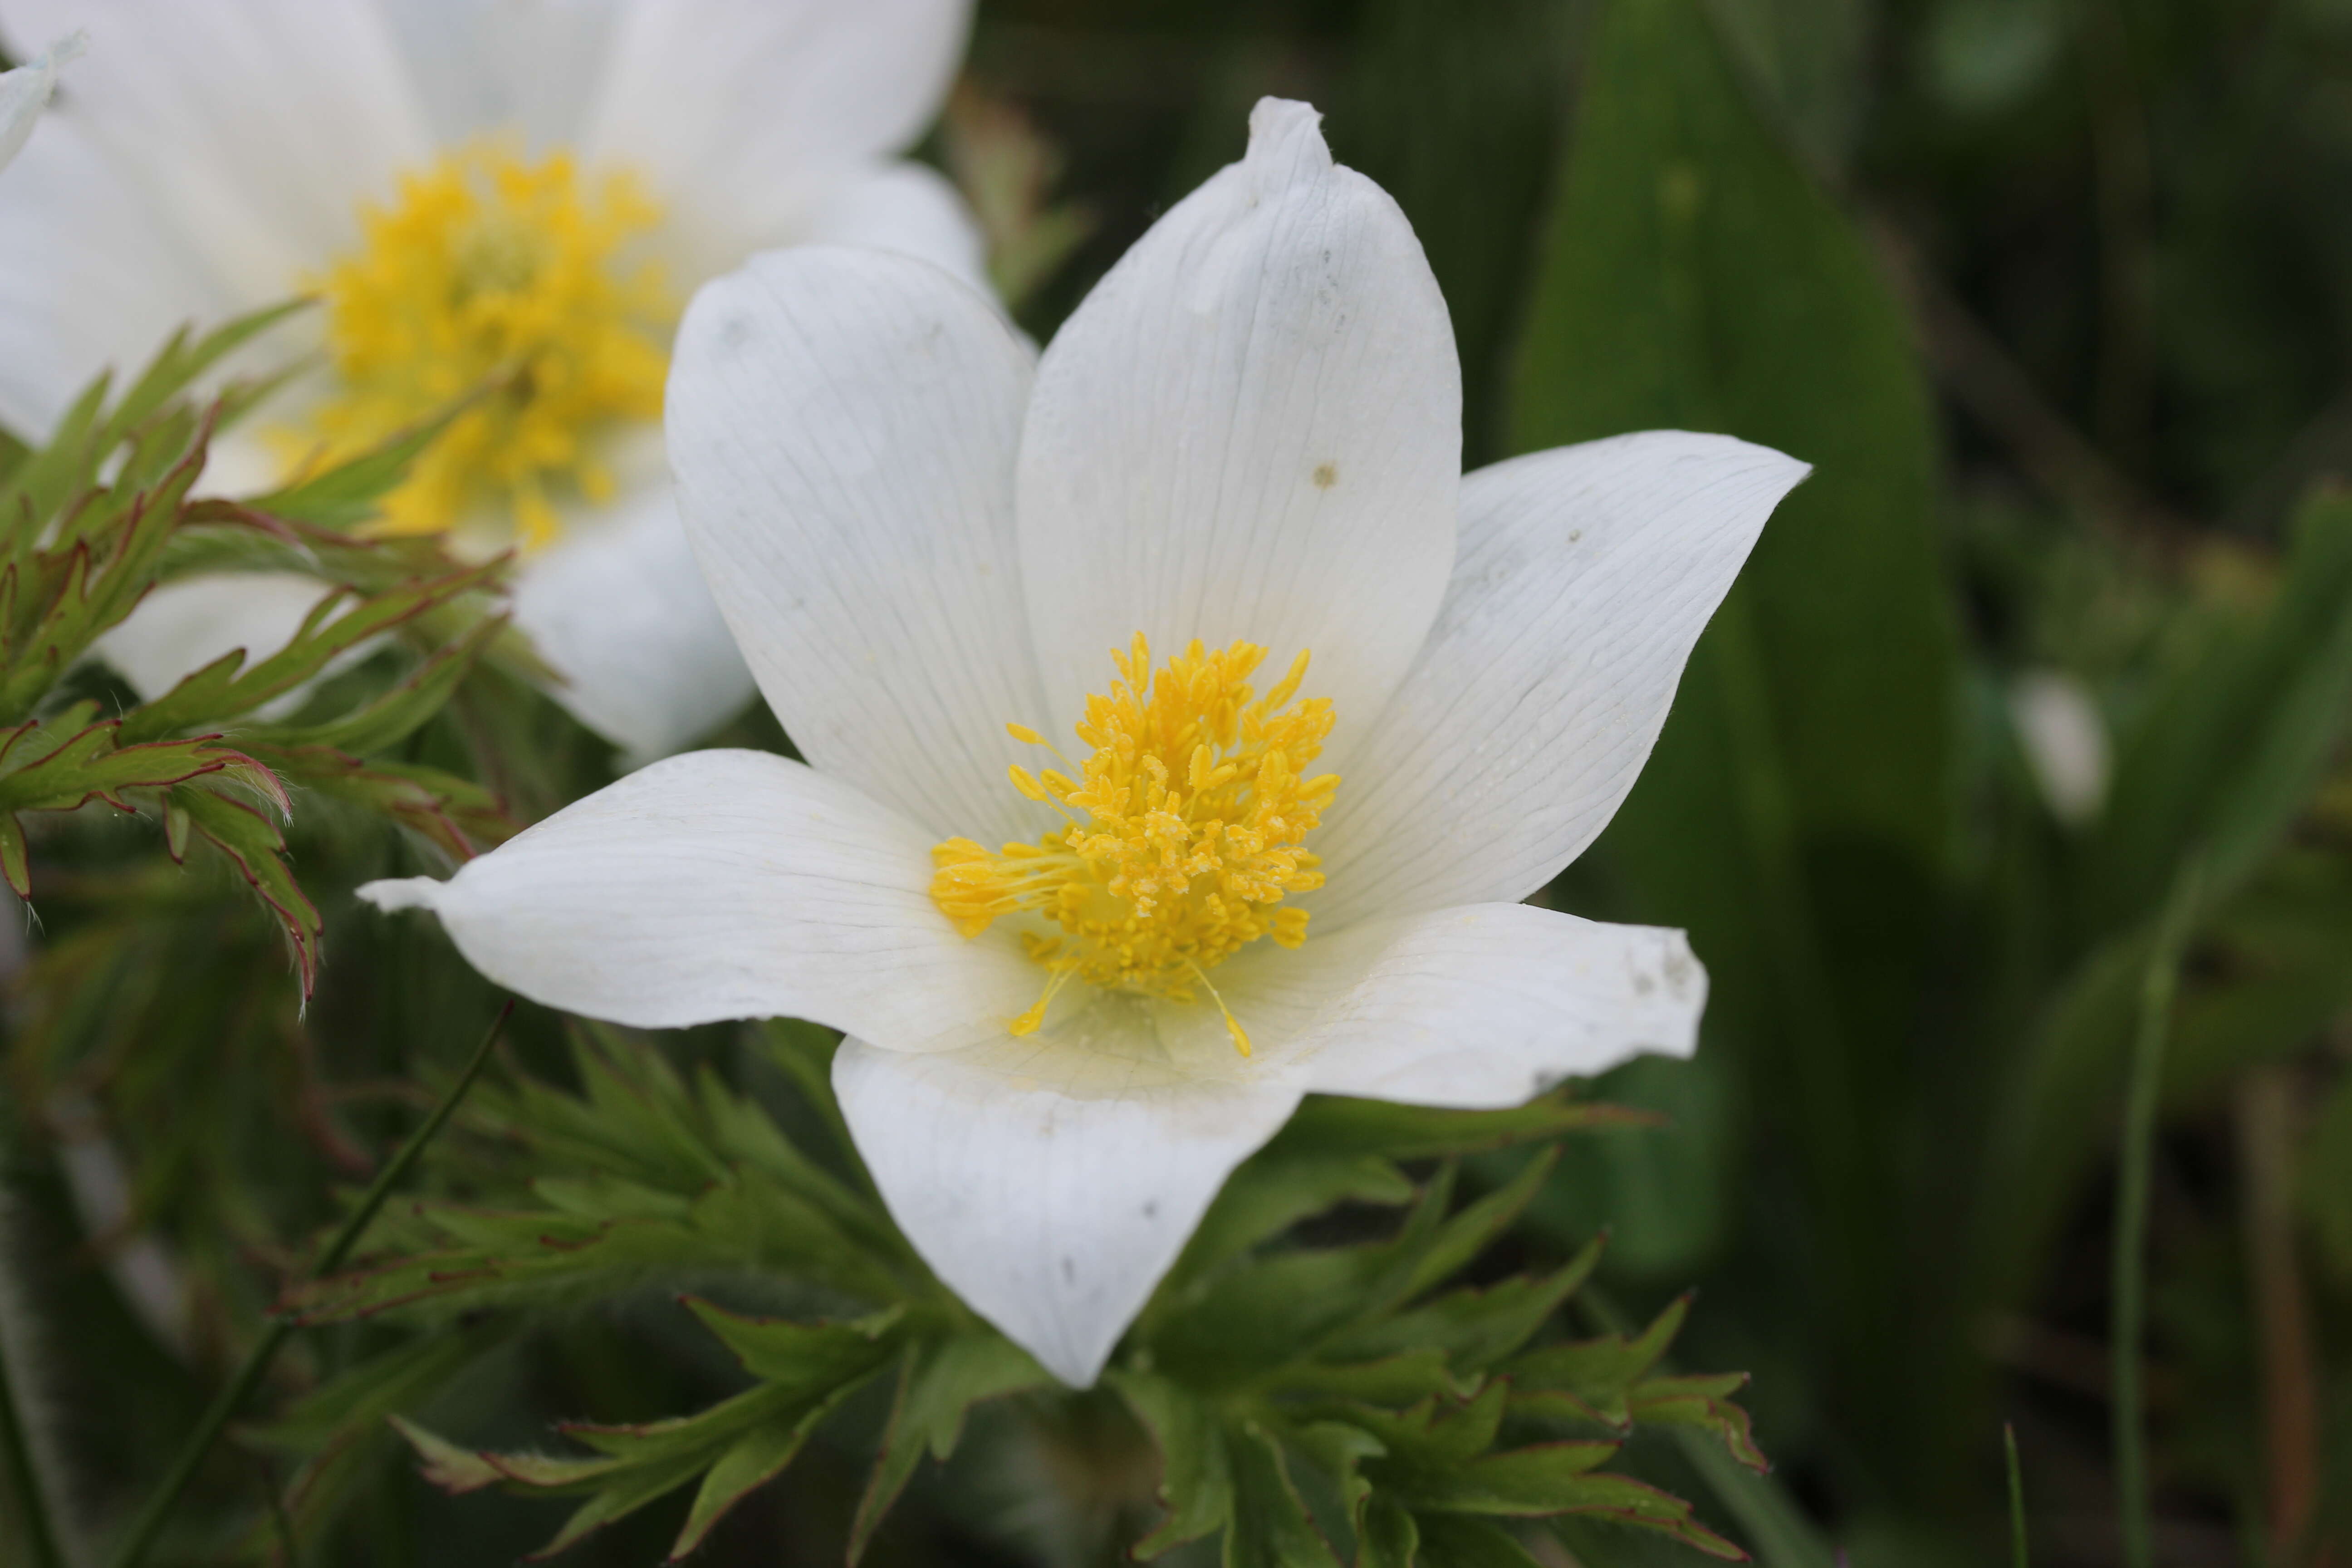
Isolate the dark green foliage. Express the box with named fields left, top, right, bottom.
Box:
left=0, top=306, right=512, bottom=990
left=260, top=1035, right=1761, bottom=1564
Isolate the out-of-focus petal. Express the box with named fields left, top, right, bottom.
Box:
left=0, top=0, right=430, bottom=298
left=512, top=467, right=756, bottom=764
left=580, top=0, right=969, bottom=272
left=668, top=246, right=1051, bottom=846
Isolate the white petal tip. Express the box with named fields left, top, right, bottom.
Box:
left=357, top=877, right=444, bottom=914
left=1245, top=97, right=1331, bottom=181
left=48, top=31, right=89, bottom=67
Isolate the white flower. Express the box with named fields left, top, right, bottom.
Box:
left=361, top=98, right=1808, bottom=1386
left=0, top=0, right=981, bottom=761
left=2009, top=668, right=2109, bottom=825
left=0, top=29, right=78, bottom=175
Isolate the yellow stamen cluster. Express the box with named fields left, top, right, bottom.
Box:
left=931, top=635, right=1339, bottom=1054
left=295, top=143, right=673, bottom=548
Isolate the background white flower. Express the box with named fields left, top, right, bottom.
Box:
left=361, top=98, right=1809, bottom=1387
left=0, top=0, right=982, bottom=761
left=0, top=29, right=76, bottom=174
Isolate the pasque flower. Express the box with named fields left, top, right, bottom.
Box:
left=363, top=99, right=1808, bottom=1385
left=0, top=29, right=76, bottom=174
left=0, top=0, right=980, bottom=760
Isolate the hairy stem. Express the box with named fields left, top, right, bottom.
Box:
left=0, top=1274, right=64, bottom=1568
left=104, top=999, right=514, bottom=1568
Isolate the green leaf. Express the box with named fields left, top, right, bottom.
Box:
left=1411, top=1516, right=1547, bottom=1567
left=1356, top=1493, right=1421, bottom=1568
left=667, top=1394, right=843, bottom=1561
left=1508, top=1296, right=1690, bottom=1429
left=1509, top=0, right=1956, bottom=1468
left=243, top=394, right=474, bottom=529
left=849, top=1331, right=1053, bottom=1563
left=2088, top=488, right=2352, bottom=926
left=165, top=781, right=322, bottom=992
left=1269, top=1093, right=1659, bottom=1161
left=1110, top=1370, right=1234, bottom=1558
left=680, top=1298, right=904, bottom=1389
left=1321, top=1245, right=1602, bottom=1374
left=1627, top=1374, right=1768, bottom=1473
left=1158, top=1151, right=1416, bottom=1304
left=1225, top=1421, right=1342, bottom=1568
left=113, top=557, right=503, bottom=742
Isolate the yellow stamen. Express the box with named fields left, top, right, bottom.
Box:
left=931, top=635, right=1337, bottom=1053
left=289, top=141, right=673, bottom=546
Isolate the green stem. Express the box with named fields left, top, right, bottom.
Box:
left=0, top=1280, right=65, bottom=1568
left=104, top=1000, right=514, bottom=1568
left=2113, top=866, right=2202, bottom=1568
left=2005, top=1423, right=2029, bottom=1568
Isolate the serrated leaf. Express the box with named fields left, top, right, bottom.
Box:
left=242, top=611, right=505, bottom=756
left=681, top=1298, right=903, bottom=1389
left=1346, top=1382, right=1514, bottom=1472
left=1225, top=1421, right=1341, bottom=1568
left=1628, top=1374, right=1767, bottom=1473
left=1380, top=1441, right=1623, bottom=1515
left=113, top=556, right=503, bottom=742
left=248, top=1321, right=510, bottom=1455
left=167, top=782, right=321, bottom=991
left=1159, top=1151, right=1416, bottom=1305
left=1356, top=1493, right=1421, bottom=1568
left=1324, top=1244, right=1601, bottom=1374
left=390, top=1416, right=513, bottom=1495
left=1507, top=1296, right=1690, bottom=1430
left=1110, top=1369, right=1234, bottom=1558
left=245, top=395, right=475, bottom=529
left=850, top=1331, right=1053, bottom=1563
left=668, top=1380, right=867, bottom=1561
left=1265, top=1351, right=1466, bottom=1406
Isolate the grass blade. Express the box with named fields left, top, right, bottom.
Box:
left=2113, top=862, right=2203, bottom=1568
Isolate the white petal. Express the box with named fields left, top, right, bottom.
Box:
left=804, top=161, right=989, bottom=291
left=0, top=0, right=431, bottom=299
left=580, top=0, right=969, bottom=271
left=1308, top=432, right=1807, bottom=929
left=376, top=0, right=621, bottom=149
left=511, top=470, right=756, bottom=765
left=360, top=749, right=1039, bottom=1045
left=667, top=246, right=1051, bottom=846
left=0, top=29, right=77, bottom=172
left=1015, top=98, right=1460, bottom=763
left=1163, top=902, right=1707, bottom=1109
left=93, top=571, right=333, bottom=703
left=834, top=1021, right=1301, bottom=1386
left=0, top=114, right=232, bottom=437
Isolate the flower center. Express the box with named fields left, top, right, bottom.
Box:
left=931, top=635, right=1339, bottom=1055
left=293, top=143, right=674, bottom=549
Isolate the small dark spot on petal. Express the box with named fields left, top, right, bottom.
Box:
left=1313, top=461, right=1338, bottom=489
left=1061, top=1256, right=1077, bottom=1284
left=1142, top=1200, right=1160, bottom=1220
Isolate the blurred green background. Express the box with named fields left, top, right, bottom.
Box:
left=9, top=0, right=2352, bottom=1563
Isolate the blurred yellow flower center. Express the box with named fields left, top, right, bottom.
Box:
left=931, top=634, right=1339, bottom=1056
left=295, top=144, right=673, bottom=549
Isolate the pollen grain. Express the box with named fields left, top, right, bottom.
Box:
left=294, top=143, right=673, bottom=548
left=931, top=635, right=1338, bottom=1053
